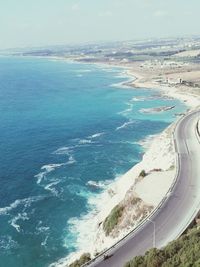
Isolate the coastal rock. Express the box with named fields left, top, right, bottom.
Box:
left=140, top=105, right=175, bottom=114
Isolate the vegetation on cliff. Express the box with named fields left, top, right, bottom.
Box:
left=124, top=220, right=200, bottom=267
left=69, top=253, right=91, bottom=267
left=103, top=204, right=124, bottom=236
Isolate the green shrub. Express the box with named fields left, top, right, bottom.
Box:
left=131, top=197, right=142, bottom=206
left=69, top=253, right=91, bottom=267
left=103, top=205, right=124, bottom=236
left=139, top=170, right=146, bottom=178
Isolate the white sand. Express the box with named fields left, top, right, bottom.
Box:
left=173, top=49, right=200, bottom=58
left=135, top=171, right=175, bottom=206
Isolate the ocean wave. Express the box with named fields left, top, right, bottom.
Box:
left=35, top=163, right=66, bottom=184
left=86, top=180, right=111, bottom=190
left=87, top=132, right=105, bottom=139
left=54, top=135, right=99, bottom=156
left=110, top=81, right=132, bottom=89
left=36, top=224, right=50, bottom=234
left=0, top=196, right=44, bottom=216
left=41, top=163, right=65, bottom=172
left=118, top=107, right=132, bottom=115
left=116, top=120, right=135, bottom=131
left=67, top=184, right=95, bottom=200
left=9, top=212, right=29, bottom=232
left=131, top=96, right=145, bottom=102
left=67, top=155, right=76, bottom=164
left=49, top=173, right=121, bottom=267
left=78, top=139, right=94, bottom=145
left=53, top=146, right=73, bottom=155
left=108, top=140, right=136, bottom=145
left=35, top=222, right=50, bottom=248
left=41, top=235, right=49, bottom=247
left=138, top=134, right=157, bottom=151
left=0, top=235, right=18, bottom=251
left=43, top=178, right=63, bottom=196
left=118, top=102, right=133, bottom=115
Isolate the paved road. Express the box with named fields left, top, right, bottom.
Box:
left=87, top=110, right=200, bottom=267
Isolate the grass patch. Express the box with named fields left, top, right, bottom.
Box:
left=103, top=205, right=124, bottom=236
left=69, top=253, right=91, bottom=267
left=168, top=165, right=175, bottom=171
left=131, top=197, right=142, bottom=206
left=139, top=170, right=147, bottom=178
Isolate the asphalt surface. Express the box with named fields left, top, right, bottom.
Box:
left=87, top=110, right=200, bottom=267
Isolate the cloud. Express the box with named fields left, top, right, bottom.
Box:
left=71, top=4, right=80, bottom=11
left=98, top=11, right=113, bottom=17
left=154, top=10, right=168, bottom=17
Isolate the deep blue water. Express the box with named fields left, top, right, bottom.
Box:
left=0, top=57, right=186, bottom=267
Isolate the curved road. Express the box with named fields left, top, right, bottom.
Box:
left=86, top=110, right=200, bottom=267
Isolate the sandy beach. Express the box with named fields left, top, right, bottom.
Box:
left=50, top=58, right=200, bottom=267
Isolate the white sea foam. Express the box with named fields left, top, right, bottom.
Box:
left=88, top=132, right=105, bottom=139
left=0, top=235, right=18, bottom=251
left=9, top=212, right=29, bottom=232
left=41, top=163, right=65, bottom=172
left=78, top=139, right=94, bottom=145
left=54, top=136, right=98, bottom=155
left=41, top=235, right=49, bottom=247
left=131, top=96, right=145, bottom=102
left=53, top=146, right=73, bottom=155
left=44, top=180, right=61, bottom=196
left=118, top=102, right=133, bottom=115
left=35, top=220, right=50, bottom=234
left=67, top=155, right=76, bottom=164
left=110, top=81, right=132, bottom=89
left=116, top=120, right=135, bottom=131
left=118, top=107, right=132, bottom=115
left=35, top=163, right=66, bottom=184
left=0, top=196, right=44, bottom=216
left=108, top=140, right=135, bottom=145
left=138, top=134, right=157, bottom=151
left=87, top=180, right=111, bottom=189
left=67, top=184, right=95, bottom=200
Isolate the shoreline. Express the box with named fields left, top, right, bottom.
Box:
left=49, top=58, right=200, bottom=267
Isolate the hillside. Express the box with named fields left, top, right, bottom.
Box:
left=125, top=217, right=200, bottom=267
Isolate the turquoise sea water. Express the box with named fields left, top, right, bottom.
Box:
left=0, top=57, right=186, bottom=267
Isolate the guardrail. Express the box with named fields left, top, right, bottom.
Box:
left=82, top=114, right=187, bottom=267
left=168, top=117, right=200, bottom=245
left=196, top=119, right=200, bottom=142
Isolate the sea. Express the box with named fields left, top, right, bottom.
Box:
left=0, top=57, right=186, bottom=267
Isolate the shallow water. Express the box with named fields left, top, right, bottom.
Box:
left=0, top=57, right=186, bottom=267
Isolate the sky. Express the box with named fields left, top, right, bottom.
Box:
left=0, top=0, right=200, bottom=49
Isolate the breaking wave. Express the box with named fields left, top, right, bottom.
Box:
left=9, top=212, right=29, bottom=233
left=0, top=196, right=44, bottom=216
left=116, top=120, right=136, bottom=131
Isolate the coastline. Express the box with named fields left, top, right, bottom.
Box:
left=49, top=58, right=200, bottom=267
